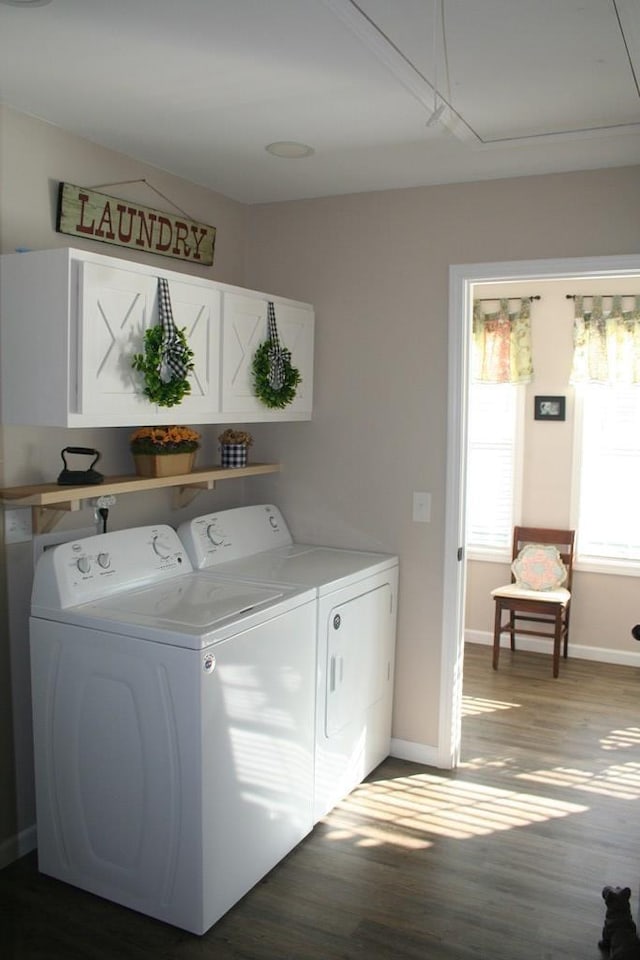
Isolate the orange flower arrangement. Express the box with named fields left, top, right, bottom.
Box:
left=130, top=425, right=201, bottom=455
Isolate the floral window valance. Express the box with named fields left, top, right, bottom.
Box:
left=472, top=298, right=534, bottom=384
left=570, top=295, right=640, bottom=385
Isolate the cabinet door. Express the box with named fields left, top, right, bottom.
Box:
left=221, top=292, right=314, bottom=418
left=163, top=278, right=221, bottom=418
left=78, top=261, right=156, bottom=418
left=78, top=262, right=220, bottom=421
left=272, top=300, right=314, bottom=417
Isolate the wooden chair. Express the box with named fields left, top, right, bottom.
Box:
left=491, top=527, right=576, bottom=678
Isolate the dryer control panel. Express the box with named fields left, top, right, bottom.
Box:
left=32, top=525, right=192, bottom=610
left=178, top=504, right=292, bottom=568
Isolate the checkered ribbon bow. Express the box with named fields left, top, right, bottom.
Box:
left=158, top=278, right=189, bottom=381
left=267, top=301, right=287, bottom=390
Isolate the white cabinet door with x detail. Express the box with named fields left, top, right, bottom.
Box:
left=78, top=261, right=220, bottom=422
left=221, top=291, right=313, bottom=419
left=164, top=278, right=221, bottom=419
left=78, top=260, right=156, bottom=418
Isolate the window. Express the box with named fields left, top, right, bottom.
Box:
left=466, top=381, right=524, bottom=558
left=572, top=384, right=640, bottom=571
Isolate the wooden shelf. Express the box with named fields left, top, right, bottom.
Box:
left=0, top=462, right=281, bottom=533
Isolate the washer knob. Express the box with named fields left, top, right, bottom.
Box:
left=206, top=524, right=225, bottom=547
left=152, top=535, right=172, bottom=559
left=76, top=556, right=91, bottom=575
left=97, top=552, right=111, bottom=569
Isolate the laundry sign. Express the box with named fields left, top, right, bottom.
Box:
left=56, top=182, right=216, bottom=265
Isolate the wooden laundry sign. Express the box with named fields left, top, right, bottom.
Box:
left=56, top=182, right=216, bottom=265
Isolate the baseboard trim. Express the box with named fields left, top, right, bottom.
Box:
left=465, top=629, right=640, bottom=668
left=0, top=823, right=36, bottom=870
left=390, top=737, right=441, bottom=767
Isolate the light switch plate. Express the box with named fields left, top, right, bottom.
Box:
left=413, top=492, right=431, bottom=523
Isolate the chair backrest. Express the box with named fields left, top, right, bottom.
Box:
left=511, top=526, right=576, bottom=590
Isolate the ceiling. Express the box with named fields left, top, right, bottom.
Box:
left=1, top=0, right=639, bottom=204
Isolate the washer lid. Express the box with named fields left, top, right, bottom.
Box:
left=32, top=573, right=314, bottom=649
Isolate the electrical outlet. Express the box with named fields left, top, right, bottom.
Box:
left=5, top=508, right=33, bottom=544
left=92, top=495, right=116, bottom=509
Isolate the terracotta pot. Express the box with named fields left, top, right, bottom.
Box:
left=133, top=451, right=195, bottom=478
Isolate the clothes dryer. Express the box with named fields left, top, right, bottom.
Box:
left=29, top=524, right=316, bottom=934
left=178, top=505, right=398, bottom=821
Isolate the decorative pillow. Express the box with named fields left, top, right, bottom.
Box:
left=511, top=543, right=568, bottom=591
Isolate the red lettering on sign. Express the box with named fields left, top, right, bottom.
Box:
left=172, top=221, right=191, bottom=257
left=95, top=201, right=115, bottom=240
left=75, top=192, right=96, bottom=235
left=191, top=226, right=207, bottom=261
left=116, top=204, right=137, bottom=244
left=156, top=216, right=172, bottom=252
left=136, top=211, right=157, bottom=248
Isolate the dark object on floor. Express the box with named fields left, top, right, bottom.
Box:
left=57, top=446, right=104, bottom=485
left=599, top=886, right=640, bottom=958
left=631, top=625, right=640, bottom=642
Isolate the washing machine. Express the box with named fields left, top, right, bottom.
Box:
left=29, top=524, right=316, bottom=935
left=178, top=505, right=399, bottom=821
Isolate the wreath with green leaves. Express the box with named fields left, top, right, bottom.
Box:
left=131, top=325, right=194, bottom=408
left=252, top=342, right=301, bottom=409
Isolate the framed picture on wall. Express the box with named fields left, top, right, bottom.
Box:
left=534, top=395, right=566, bottom=421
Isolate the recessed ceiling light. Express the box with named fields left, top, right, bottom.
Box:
left=0, top=0, right=53, bottom=5
left=265, top=141, right=315, bottom=159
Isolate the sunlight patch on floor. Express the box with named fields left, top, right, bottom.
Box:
left=460, top=756, right=515, bottom=772
left=600, top=727, right=640, bottom=751
left=322, top=771, right=587, bottom=847
left=461, top=695, right=521, bottom=717
left=517, top=761, right=640, bottom=799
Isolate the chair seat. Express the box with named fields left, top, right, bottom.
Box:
left=491, top=583, right=570, bottom=604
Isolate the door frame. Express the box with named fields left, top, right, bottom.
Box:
left=440, top=252, right=640, bottom=769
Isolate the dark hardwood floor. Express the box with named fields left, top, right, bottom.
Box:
left=2, top=642, right=640, bottom=959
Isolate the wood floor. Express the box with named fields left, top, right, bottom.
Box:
left=3, top=642, right=640, bottom=959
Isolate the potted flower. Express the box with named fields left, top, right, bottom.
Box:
left=130, top=425, right=201, bottom=478
left=218, top=428, right=253, bottom=468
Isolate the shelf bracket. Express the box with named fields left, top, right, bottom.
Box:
left=32, top=501, right=81, bottom=534
left=171, top=479, right=216, bottom=510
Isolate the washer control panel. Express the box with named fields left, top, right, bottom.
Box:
left=32, top=525, right=192, bottom=609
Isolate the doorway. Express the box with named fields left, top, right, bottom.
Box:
left=439, top=253, right=640, bottom=770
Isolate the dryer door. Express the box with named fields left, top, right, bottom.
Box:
left=325, top=582, right=393, bottom=738
left=314, top=568, right=398, bottom=822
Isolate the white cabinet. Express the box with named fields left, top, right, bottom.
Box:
left=221, top=291, right=314, bottom=418
left=0, top=247, right=313, bottom=428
